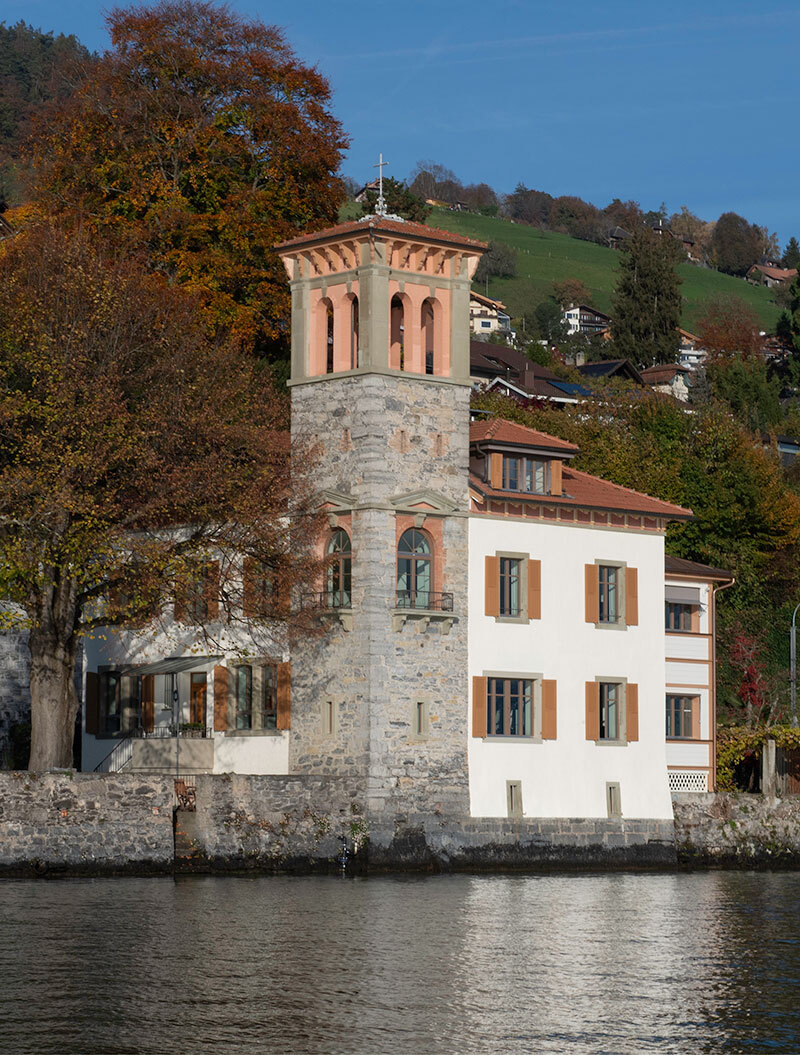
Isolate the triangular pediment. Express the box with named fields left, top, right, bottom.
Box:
left=317, top=489, right=353, bottom=512
left=391, top=489, right=460, bottom=514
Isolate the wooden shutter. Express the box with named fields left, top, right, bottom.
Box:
left=174, top=584, right=186, bottom=624
left=541, top=679, right=557, bottom=739
left=527, top=559, right=541, bottom=620
left=490, top=452, right=503, bottom=489
left=625, top=567, right=638, bottom=626
left=276, top=662, right=291, bottom=730
left=472, top=676, right=487, bottom=737
left=690, top=697, right=700, bottom=740
left=205, top=561, right=220, bottom=621
left=242, top=557, right=255, bottom=619
left=585, top=564, right=599, bottom=623
left=585, top=681, right=599, bottom=740
left=485, top=556, right=500, bottom=617
left=85, top=672, right=100, bottom=735
left=550, top=459, right=562, bottom=496
left=213, top=665, right=228, bottom=732
left=141, top=674, right=155, bottom=734
left=626, top=683, right=639, bottom=742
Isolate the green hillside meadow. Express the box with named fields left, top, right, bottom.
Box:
left=426, top=208, right=782, bottom=333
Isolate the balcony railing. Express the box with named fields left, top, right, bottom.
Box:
left=303, top=591, right=352, bottom=611
left=133, top=724, right=210, bottom=739
left=395, top=590, right=454, bottom=612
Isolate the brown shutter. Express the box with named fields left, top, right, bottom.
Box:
left=472, top=676, right=487, bottom=737
left=585, top=564, right=599, bottom=623
left=85, top=672, right=100, bottom=735
left=276, top=662, right=291, bottom=730
left=242, top=557, right=255, bottom=619
left=490, top=452, right=503, bottom=489
left=527, top=559, right=541, bottom=620
left=205, top=561, right=220, bottom=621
left=625, top=567, right=638, bottom=626
left=585, top=681, right=599, bottom=740
left=213, top=665, right=228, bottom=732
left=141, top=674, right=155, bottom=734
left=626, top=683, right=639, bottom=742
left=541, top=679, right=557, bottom=739
left=485, top=556, right=500, bottom=617
left=550, top=459, right=562, bottom=496
left=690, top=697, right=700, bottom=740
left=690, top=605, right=700, bottom=633
left=174, top=584, right=186, bottom=624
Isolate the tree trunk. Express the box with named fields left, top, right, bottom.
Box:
left=28, top=626, right=79, bottom=770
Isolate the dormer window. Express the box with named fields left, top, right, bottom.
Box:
left=502, top=455, right=548, bottom=494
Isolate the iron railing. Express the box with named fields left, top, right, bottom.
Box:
left=303, top=591, right=352, bottom=611
left=134, top=725, right=210, bottom=739
left=93, top=735, right=134, bottom=773
left=395, top=590, right=454, bottom=612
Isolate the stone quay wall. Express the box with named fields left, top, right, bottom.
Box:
left=673, top=792, right=800, bottom=866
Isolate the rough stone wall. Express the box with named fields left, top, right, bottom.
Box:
left=673, top=792, right=800, bottom=865
left=290, top=374, right=471, bottom=821
left=0, top=771, right=174, bottom=873
left=0, top=630, right=30, bottom=767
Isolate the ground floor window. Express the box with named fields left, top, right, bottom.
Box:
left=666, top=695, right=696, bottom=738
left=233, top=663, right=278, bottom=731
left=487, top=677, right=533, bottom=737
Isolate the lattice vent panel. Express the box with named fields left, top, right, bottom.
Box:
left=669, top=770, right=708, bottom=792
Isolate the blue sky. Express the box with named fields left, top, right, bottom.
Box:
left=9, top=0, right=800, bottom=245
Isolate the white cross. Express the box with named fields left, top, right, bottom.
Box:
left=374, top=153, right=388, bottom=216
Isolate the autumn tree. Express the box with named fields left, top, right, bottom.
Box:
left=697, top=295, right=763, bottom=361
left=551, top=278, right=593, bottom=308
left=25, top=1, right=348, bottom=361
left=0, top=223, right=322, bottom=770
left=611, top=225, right=683, bottom=364
left=710, top=212, right=764, bottom=276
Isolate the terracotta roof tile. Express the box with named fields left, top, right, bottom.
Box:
left=276, top=216, right=487, bottom=252
left=469, top=419, right=579, bottom=453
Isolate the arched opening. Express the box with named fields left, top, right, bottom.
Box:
left=326, top=528, right=351, bottom=609
left=396, top=528, right=432, bottom=609
left=324, top=298, right=334, bottom=373
left=421, top=298, right=436, bottom=375
left=390, top=294, right=406, bottom=371
left=349, top=294, right=359, bottom=370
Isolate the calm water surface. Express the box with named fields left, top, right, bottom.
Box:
left=2, top=871, right=800, bottom=1054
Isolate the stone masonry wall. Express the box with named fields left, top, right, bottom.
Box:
left=0, top=772, right=174, bottom=874
left=673, top=792, right=800, bottom=865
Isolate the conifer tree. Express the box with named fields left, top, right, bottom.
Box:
left=611, top=227, right=683, bottom=365
left=782, top=237, right=800, bottom=270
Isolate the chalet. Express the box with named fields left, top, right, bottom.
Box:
left=640, top=363, right=692, bottom=402
left=563, top=304, right=612, bottom=337
left=469, top=291, right=513, bottom=338
left=747, top=263, right=797, bottom=289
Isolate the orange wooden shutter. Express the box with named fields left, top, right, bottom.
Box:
left=585, top=564, right=599, bottom=622
left=277, top=662, right=291, bottom=730
left=472, top=676, right=487, bottom=737
left=626, top=683, right=639, bottom=742
left=625, top=567, right=638, bottom=626
left=485, top=556, right=500, bottom=617
left=205, top=561, right=220, bottom=621
left=242, top=557, right=255, bottom=619
left=541, top=679, right=557, bottom=739
left=550, top=459, right=562, bottom=496
left=585, top=682, right=599, bottom=740
left=527, top=559, right=541, bottom=620
left=490, top=452, right=503, bottom=489
left=85, top=672, right=100, bottom=735
left=690, top=697, right=700, bottom=740
left=141, top=674, right=155, bottom=734
left=213, top=665, right=228, bottom=732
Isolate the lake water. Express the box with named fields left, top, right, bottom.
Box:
left=3, top=871, right=800, bottom=1054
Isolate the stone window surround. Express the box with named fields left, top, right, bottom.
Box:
left=481, top=669, right=544, bottom=743
left=594, top=675, right=629, bottom=746
left=494, top=550, right=531, bottom=624
left=594, top=558, right=628, bottom=631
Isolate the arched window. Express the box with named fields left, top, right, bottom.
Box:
left=350, top=295, right=359, bottom=369
left=324, top=298, right=334, bottom=373
left=397, top=528, right=432, bottom=609
left=421, top=298, right=435, bottom=375
left=326, top=529, right=351, bottom=609
left=390, top=294, right=405, bottom=370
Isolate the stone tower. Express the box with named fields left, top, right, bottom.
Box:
left=277, top=214, right=484, bottom=825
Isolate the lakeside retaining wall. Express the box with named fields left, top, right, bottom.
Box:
left=673, top=792, right=800, bottom=866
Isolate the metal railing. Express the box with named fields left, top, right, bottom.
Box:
left=134, top=725, right=210, bottom=739
left=303, top=591, right=352, bottom=611
left=93, top=735, right=134, bottom=773
left=395, top=590, right=454, bottom=612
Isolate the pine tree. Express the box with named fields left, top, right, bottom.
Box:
left=611, top=226, right=683, bottom=365
left=782, top=237, right=800, bottom=270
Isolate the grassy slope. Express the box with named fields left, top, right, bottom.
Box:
left=427, top=208, right=782, bottom=333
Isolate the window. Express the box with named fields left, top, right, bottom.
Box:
left=234, top=665, right=252, bottom=730
left=481, top=320, right=491, bottom=328
left=666, top=695, right=696, bottom=739
left=599, top=681, right=620, bottom=740
left=233, top=663, right=277, bottom=731
left=507, top=780, right=523, bottom=817
left=422, top=298, right=435, bottom=375
left=412, top=700, right=429, bottom=738
left=502, top=455, right=547, bottom=494
left=598, top=565, right=619, bottom=623
left=390, top=294, right=406, bottom=370
left=606, top=782, right=622, bottom=817
left=324, top=298, right=334, bottom=373
left=350, top=295, right=359, bottom=369
left=243, top=559, right=275, bottom=619
left=665, top=602, right=692, bottom=631
left=397, top=528, right=432, bottom=609
left=487, top=677, right=533, bottom=737
left=176, top=561, right=219, bottom=624
left=326, top=529, right=352, bottom=608
left=322, top=699, right=336, bottom=736
left=101, top=671, right=122, bottom=735
left=260, top=664, right=278, bottom=730
left=499, top=557, right=521, bottom=617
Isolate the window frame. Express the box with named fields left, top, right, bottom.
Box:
left=482, top=671, right=543, bottom=740
left=595, top=677, right=628, bottom=744
left=594, top=559, right=628, bottom=630
left=493, top=551, right=532, bottom=624
left=326, top=528, right=352, bottom=609
left=228, top=661, right=279, bottom=734
left=666, top=694, right=697, bottom=739
left=665, top=602, right=695, bottom=632
left=396, top=527, right=434, bottom=610
left=501, top=454, right=549, bottom=494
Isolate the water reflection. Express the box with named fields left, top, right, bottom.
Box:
left=2, top=873, right=800, bottom=1053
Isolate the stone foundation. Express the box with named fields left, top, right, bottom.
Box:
left=673, top=791, right=800, bottom=866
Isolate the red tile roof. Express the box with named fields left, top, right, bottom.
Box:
left=276, top=216, right=487, bottom=252
left=640, top=364, right=690, bottom=383
left=469, top=419, right=579, bottom=453
left=749, top=264, right=797, bottom=282
left=665, top=555, right=732, bottom=580
left=471, top=464, right=692, bottom=519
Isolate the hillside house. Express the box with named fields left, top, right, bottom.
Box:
left=563, top=304, right=611, bottom=336
left=469, top=291, right=513, bottom=338
left=640, top=363, right=692, bottom=402
left=747, top=264, right=797, bottom=288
